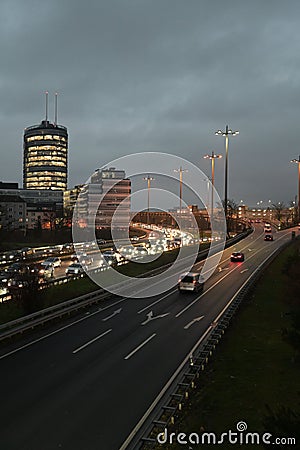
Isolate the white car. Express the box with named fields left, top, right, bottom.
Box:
left=66, top=263, right=85, bottom=275
left=41, top=257, right=61, bottom=267
left=178, top=272, right=204, bottom=293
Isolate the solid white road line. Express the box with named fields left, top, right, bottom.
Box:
left=72, top=328, right=112, bottom=354
left=124, top=333, right=156, bottom=360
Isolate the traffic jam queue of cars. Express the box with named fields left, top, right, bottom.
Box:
left=0, top=232, right=199, bottom=292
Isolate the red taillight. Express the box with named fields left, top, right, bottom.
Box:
left=193, top=280, right=197, bottom=284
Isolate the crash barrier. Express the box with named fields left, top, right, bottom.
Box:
left=130, top=240, right=292, bottom=449
left=0, top=230, right=252, bottom=342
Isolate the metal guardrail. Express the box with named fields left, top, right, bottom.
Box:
left=132, top=239, right=293, bottom=449
left=0, top=230, right=252, bottom=342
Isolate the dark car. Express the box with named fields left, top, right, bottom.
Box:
left=1, top=263, right=32, bottom=285
left=4, top=263, right=28, bottom=275
left=230, top=252, right=245, bottom=262
left=264, top=234, right=273, bottom=241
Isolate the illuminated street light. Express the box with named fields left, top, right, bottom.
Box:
left=143, top=175, right=154, bottom=224
left=215, top=125, right=239, bottom=219
left=204, top=151, right=222, bottom=221
left=174, top=166, right=188, bottom=230
left=290, top=155, right=300, bottom=222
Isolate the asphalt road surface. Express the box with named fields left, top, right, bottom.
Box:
left=0, top=225, right=297, bottom=450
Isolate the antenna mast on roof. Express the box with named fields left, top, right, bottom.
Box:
left=45, top=91, right=48, bottom=121
left=54, top=92, right=58, bottom=125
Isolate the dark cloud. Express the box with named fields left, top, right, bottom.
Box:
left=1, top=0, right=300, bottom=207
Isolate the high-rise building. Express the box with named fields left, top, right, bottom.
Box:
left=76, top=168, right=131, bottom=229
left=23, top=93, right=68, bottom=191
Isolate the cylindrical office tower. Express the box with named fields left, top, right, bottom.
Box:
left=23, top=120, right=68, bottom=190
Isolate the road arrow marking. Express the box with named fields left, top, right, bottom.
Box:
left=218, top=266, right=230, bottom=272
left=240, top=269, right=249, bottom=274
left=184, top=315, right=204, bottom=329
left=102, top=308, right=122, bottom=321
left=142, top=310, right=169, bottom=325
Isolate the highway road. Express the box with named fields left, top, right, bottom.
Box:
left=0, top=225, right=297, bottom=450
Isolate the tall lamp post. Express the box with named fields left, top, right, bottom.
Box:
left=290, top=155, right=300, bottom=222
left=143, top=175, right=154, bottom=225
left=174, top=166, right=187, bottom=230
left=204, top=151, right=222, bottom=221
left=215, top=125, right=239, bottom=220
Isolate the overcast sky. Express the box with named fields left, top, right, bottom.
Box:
left=1, top=0, right=300, bottom=208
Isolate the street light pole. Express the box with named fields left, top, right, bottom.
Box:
left=143, top=175, right=154, bottom=225
left=215, top=125, right=239, bottom=220
left=174, top=166, right=187, bottom=230
left=204, top=151, right=222, bottom=222
left=291, top=155, right=300, bottom=222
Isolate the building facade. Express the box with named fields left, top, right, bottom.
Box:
left=76, top=168, right=131, bottom=229
left=63, top=185, right=83, bottom=214
left=0, top=184, right=63, bottom=230
left=0, top=195, right=26, bottom=231
left=23, top=119, right=68, bottom=190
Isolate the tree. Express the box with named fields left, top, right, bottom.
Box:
left=226, top=199, right=239, bottom=232
left=7, top=266, right=40, bottom=314
left=272, top=201, right=285, bottom=224
left=43, top=211, right=56, bottom=231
